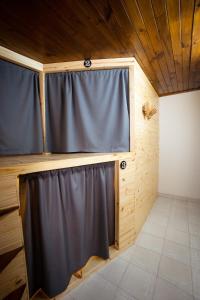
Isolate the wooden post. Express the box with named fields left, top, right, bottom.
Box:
left=39, top=72, right=46, bottom=152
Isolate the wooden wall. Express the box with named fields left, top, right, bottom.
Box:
left=133, top=61, right=159, bottom=234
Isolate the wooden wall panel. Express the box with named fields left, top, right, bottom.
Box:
left=0, top=210, right=24, bottom=255
left=0, top=174, right=18, bottom=210
left=118, top=157, right=136, bottom=249
left=0, top=249, right=27, bottom=299
left=133, top=61, right=159, bottom=234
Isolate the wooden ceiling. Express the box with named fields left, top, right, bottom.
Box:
left=0, top=0, right=199, bottom=96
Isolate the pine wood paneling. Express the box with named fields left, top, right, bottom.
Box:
left=0, top=249, right=27, bottom=299
left=133, top=61, right=159, bottom=234
left=0, top=210, right=23, bottom=255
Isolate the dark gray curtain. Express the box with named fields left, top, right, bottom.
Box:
left=0, top=60, right=43, bottom=154
left=22, top=162, right=115, bottom=298
left=45, top=69, right=129, bottom=153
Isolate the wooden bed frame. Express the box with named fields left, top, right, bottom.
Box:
left=0, top=46, right=159, bottom=299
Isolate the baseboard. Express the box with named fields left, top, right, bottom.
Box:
left=158, top=192, right=200, bottom=202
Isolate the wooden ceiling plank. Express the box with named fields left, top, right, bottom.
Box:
left=131, top=28, right=164, bottom=94
left=87, top=0, right=133, bottom=56
left=122, top=0, right=168, bottom=92
left=181, top=0, right=195, bottom=90
left=189, top=0, right=200, bottom=89
left=59, top=0, right=127, bottom=58
left=135, top=0, right=173, bottom=93
left=0, top=0, right=198, bottom=95
left=151, top=0, right=178, bottom=91
left=166, top=0, right=184, bottom=91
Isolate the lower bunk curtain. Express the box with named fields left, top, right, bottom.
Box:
left=21, top=162, right=115, bottom=298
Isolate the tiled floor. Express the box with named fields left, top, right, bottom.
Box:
left=63, top=196, right=200, bottom=300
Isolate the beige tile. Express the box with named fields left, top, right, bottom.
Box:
left=136, top=232, right=164, bottom=253
left=147, top=212, right=169, bottom=227
left=153, top=277, right=193, bottom=300
left=114, top=288, right=136, bottom=300
left=188, top=206, right=200, bottom=217
left=168, top=217, right=189, bottom=233
left=151, top=206, right=170, bottom=218
left=70, top=274, right=117, bottom=300
left=163, top=240, right=191, bottom=265
left=191, top=248, right=200, bottom=270
left=158, top=256, right=193, bottom=295
left=174, top=199, right=188, bottom=207
left=166, top=227, right=190, bottom=247
left=119, top=264, right=156, bottom=300
left=192, top=268, right=200, bottom=299
left=154, top=200, right=172, bottom=214
left=119, top=246, right=135, bottom=262
left=189, top=214, right=200, bottom=226
left=98, top=257, right=128, bottom=286
left=142, top=220, right=166, bottom=238
left=191, top=235, right=200, bottom=250
left=189, top=223, right=200, bottom=237
left=130, top=245, right=161, bottom=274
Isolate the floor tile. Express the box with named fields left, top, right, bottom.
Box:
left=162, top=240, right=191, bottom=265
left=158, top=256, right=193, bottom=295
left=119, top=246, right=135, bottom=262
left=174, top=199, right=188, bottom=207
left=98, top=257, right=128, bottom=286
left=70, top=274, right=117, bottom=300
left=142, top=220, right=166, bottom=238
left=189, top=223, right=200, bottom=236
left=113, top=288, right=136, bottom=300
left=192, top=268, right=200, bottom=299
left=153, top=277, right=194, bottom=300
left=129, top=245, right=161, bottom=274
left=191, top=248, right=200, bottom=270
left=150, top=206, right=170, bottom=218
left=188, top=206, right=200, bottom=216
left=154, top=200, right=172, bottom=214
left=170, top=208, right=188, bottom=219
left=189, top=214, right=200, bottom=226
left=191, top=235, right=200, bottom=250
left=168, top=217, right=189, bottom=233
left=119, top=264, right=156, bottom=300
left=147, top=211, right=169, bottom=227
left=166, top=226, right=190, bottom=246
left=135, top=232, right=164, bottom=253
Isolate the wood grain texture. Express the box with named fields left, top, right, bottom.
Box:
left=0, top=174, right=18, bottom=210
left=0, top=60, right=159, bottom=298
left=0, top=249, right=27, bottom=299
left=0, top=210, right=23, bottom=255
left=0, top=0, right=199, bottom=95
left=133, top=61, right=159, bottom=234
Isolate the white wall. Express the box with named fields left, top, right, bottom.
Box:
left=159, top=90, right=200, bottom=200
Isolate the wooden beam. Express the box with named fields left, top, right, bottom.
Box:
left=39, top=72, right=46, bottom=150
left=43, top=57, right=135, bottom=73
left=0, top=46, right=43, bottom=71
left=129, top=65, right=135, bottom=152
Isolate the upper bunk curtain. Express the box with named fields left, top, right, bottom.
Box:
left=0, top=60, right=43, bottom=155
left=45, top=68, right=129, bottom=153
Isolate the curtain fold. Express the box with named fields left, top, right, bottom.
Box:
left=22, top=162, right=115, bottom=298
left=45, top=68, right=129, bottom=153
left=0, top=59, right=43, bottom=154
